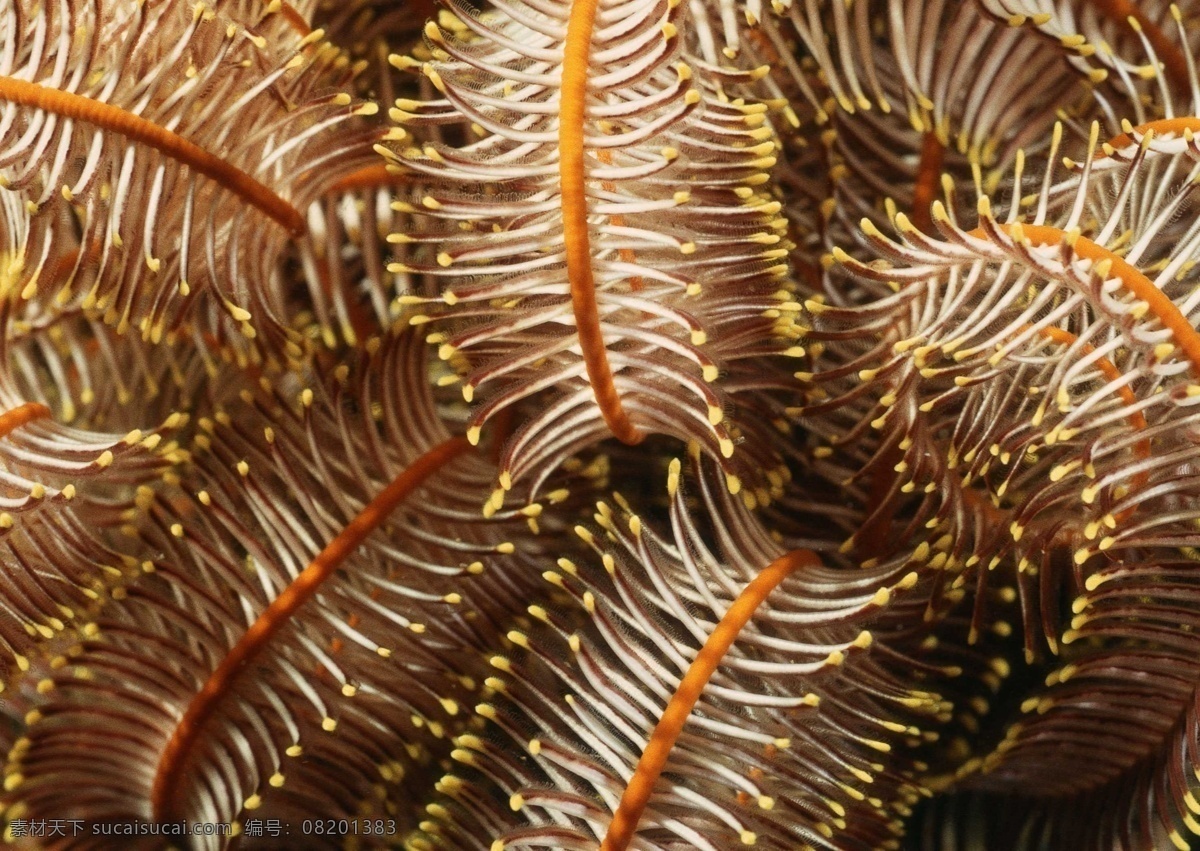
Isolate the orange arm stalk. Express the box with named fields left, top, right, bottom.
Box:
left=0, top=77, right=305, bottom=235
left=559, top=0, right=642, bottom=445
left=600, top=549, right=821, bottom=851
left=151, top=435, right=471, bottom=819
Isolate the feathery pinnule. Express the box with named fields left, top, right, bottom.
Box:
left=381, top=0, right=801, bottom=503
left=0, top=0, right=379, bottom=347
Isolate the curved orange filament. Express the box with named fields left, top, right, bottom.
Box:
left=1034, top=325, right=1150, bottom=458
left=911, top=132, right=944, bottom=234
left=276, top=0, right=312, bottom=36
left=1089, top=0, right=1189, bottom=90
left=599, top=549, right=820, bottom=851
left=150, top=435, right=471, bottom=819
left=560, top=0, right=642, bottom=445
left=0, top=402, right=50, bottom=438
left=1103, top=117, right=1200, bottom=154
left=327, top=164, right=416, bottom=194
left=0, top=77, right=305, bottom=235
left=1034, top=326, right=1150, bottom=514
left=979, top=224, right=1200, bottom=377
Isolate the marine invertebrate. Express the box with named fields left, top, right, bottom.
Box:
left=3, top=0, right=1200, bottom=849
